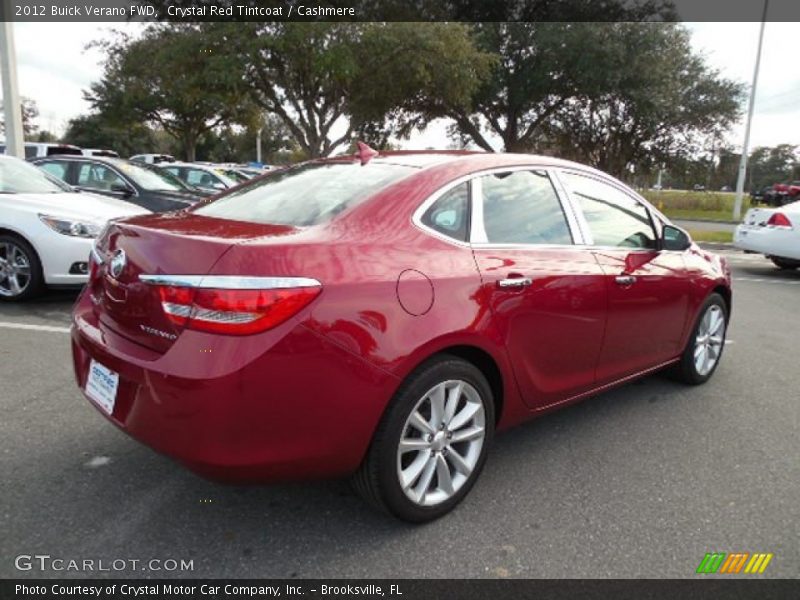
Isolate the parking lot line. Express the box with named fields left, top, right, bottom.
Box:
left=0, top=321, right=71, bottom=334
left=732, top=277, right=800, bottom=286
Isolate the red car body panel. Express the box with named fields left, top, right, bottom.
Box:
left=71, top=152, right=731, bottom=483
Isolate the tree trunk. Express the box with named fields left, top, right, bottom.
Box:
left=184, top=134, right=197, bottom=162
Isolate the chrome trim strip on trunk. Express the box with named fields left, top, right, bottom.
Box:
left=139, top=275, right=322, bottom=289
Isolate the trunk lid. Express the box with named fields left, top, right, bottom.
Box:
left=90, top=212, right=297, bottom=352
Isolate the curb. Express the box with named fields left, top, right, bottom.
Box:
left=697, top=242, right=736, bottom=251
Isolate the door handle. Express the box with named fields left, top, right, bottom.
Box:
left=498, top=277, right=533, bottom=289
left=615, top=275, right=637, bottom=286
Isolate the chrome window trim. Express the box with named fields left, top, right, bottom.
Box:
left=469, top=166, right=582, bottom=249
left=139, top=275, right=322, bottom=289
left=470, top=176, right=487, bottom=243
left=90, top=242, right=104, bottom=265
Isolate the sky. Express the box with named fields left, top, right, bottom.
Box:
left=2, top=21, right=800, bottom=153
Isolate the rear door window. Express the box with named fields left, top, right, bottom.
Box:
left=477, top=170, right=573, bottom=245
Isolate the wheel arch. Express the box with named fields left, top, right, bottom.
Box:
left=394, top=341, right=510, bottom=426
left=712, top=284, right=732, bottom=321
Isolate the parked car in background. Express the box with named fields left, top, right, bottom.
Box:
left=734, top=200, right=800, bottom=269
left=160, top=162, right=240, bottom=191
left=72, top=150, right=732, bottom=522
left=0, top=141, right=83, bottom=160
left=82, top=148, right=120, bottom=158
left=130, top=153, right=176, bottom=165
left=0, top=155, right=147, bottom=301
left=32, top=156, right=209, bottom=212
left=230, top=166, right=267, bottom=180
left=763, top=181, right=800, bottom=207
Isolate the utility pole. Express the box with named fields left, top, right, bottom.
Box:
left=0, top=19, right=25, bottom=157
left=733, top=0, right=768, bottom=221
left=256, top=128, right=262, bottom=164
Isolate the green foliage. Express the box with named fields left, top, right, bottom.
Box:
left=641, top=190, right=752, bottom=222
left=213, top=22, right=490, bottom=158
left=0, top=97, right=40, bottom=137
left=544, top=24, right=744, bottom=177
left=86, top=24, right=251, bottom=160
left=62, top=113, right=156, bottom=157
left=748, top=144, right=800, bottom=190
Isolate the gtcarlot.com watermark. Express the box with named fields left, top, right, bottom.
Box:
left=15, top=554, right=194, bottom=573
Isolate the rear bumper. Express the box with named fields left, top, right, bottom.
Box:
left=71, top=291, right=399, bottom=482
left=734, top=225, right=800, bottom=260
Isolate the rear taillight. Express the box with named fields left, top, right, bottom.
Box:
left=144, top=276, right=322, bottom=335
left=767, top=212, right=792, bottom=228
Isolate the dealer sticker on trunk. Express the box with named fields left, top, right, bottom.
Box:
left=86, top=360, right=119, bottom=415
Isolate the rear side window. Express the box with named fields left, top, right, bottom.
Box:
left=562, top=172, right=656, bottom=249
left=479, top=170, right=573, bottom=245
left=420, top=182, right=470, bottom=242
left=195, top=162, right=414, bottom=227
left=25, top=146, right=37, bottom=159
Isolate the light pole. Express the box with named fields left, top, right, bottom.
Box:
left=0, top=19, right=25, bottom=157
left=733, top=1, right=769, bottom=221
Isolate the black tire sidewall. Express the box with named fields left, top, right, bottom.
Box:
left=0, top=234, right=44, bottom=302
left=373, top=357, right=495, bottom=522
left=681, top=293, right=728, bottom=384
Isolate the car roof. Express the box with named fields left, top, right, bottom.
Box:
left=323, top=150, right=616, bottom=179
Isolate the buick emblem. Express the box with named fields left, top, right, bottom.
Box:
left=109, top=249, right=127, bottom=279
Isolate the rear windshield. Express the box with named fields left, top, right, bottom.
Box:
left=46, top=146, right=82, bottom=156
left=194, top=161, right=415, bottom=226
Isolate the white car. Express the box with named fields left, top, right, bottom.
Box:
left=0, top=141, right=83, bottom=159
left=130, top=153, right=176, bottom=165
left=734, top=200, right=800, bottom=269
left=0, top=155, right=148, bottom=301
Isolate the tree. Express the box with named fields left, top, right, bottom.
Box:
left=62, top=113, right=156, bottom=157
left=0, top=97, right=40, bottom=136
left=215, top=22, right=492, bottom=158
left=748, top=144, right=800, bottom=191
left=86, top=24, right=251, bottom=160
left=543, top=24, right=744, bottom=178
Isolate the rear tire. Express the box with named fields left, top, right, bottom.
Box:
left=770, top=257, right=800, bottom=270
left=671, top=293, right=728, bottom=385
left=0, top=234, right=44, bottom=302
left=353, top=355, right=494, bottom=522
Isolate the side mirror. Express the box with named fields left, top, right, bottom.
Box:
left=662, top=224, right=691, bottom=251
left=110, top=183, right=134, bottom=197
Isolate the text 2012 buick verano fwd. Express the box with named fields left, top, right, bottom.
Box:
left=71, top=150, right=731, bottom=522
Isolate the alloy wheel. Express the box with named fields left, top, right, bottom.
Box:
left=0, top=241, right=32, bottom=298
left=694, top=304, right=725, bottom=376
left=396, top=379, right=486, bottom=507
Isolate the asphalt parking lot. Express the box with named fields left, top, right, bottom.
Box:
left=1, top=247, right=798, bottom=579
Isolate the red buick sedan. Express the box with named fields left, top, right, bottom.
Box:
left=71, top=150, right=731, bottom=522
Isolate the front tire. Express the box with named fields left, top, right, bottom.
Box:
left=771, top=257, right=800, bottom=270
left=353, top=355, right=494, bottom=522
left=0, top=235, right=44, bottom=302
left=671, top=293, right=728, bottom=385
